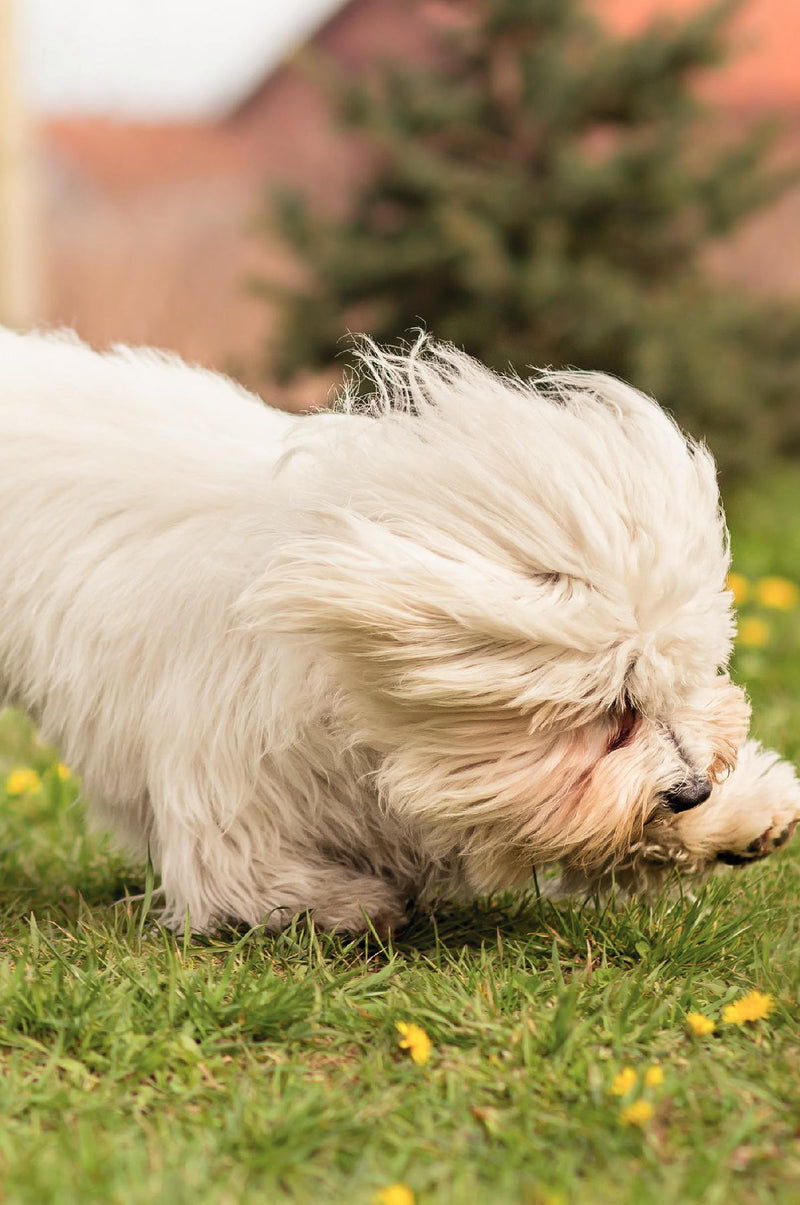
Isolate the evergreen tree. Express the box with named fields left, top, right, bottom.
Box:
left=255, top=0, right=800, bottom=478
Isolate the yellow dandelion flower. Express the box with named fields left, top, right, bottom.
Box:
left=687, top=1013, right=716, bottom=1037
left=55, top=763, right=71, bottom=781
left=375, top=1185, right=415, bottom=1205
left=373, top=1185, right=412, bottom=1205
left=610, top=1066, right=637, bottom=1096
left=722, top=990, right=773, bottom=1026
left=644, top=1065, right=663, bottom=1087
left=756, top=576, right=799, bottom=611
left=396, top=1022, right=432, bottom=1066
left=620, top=1100, right=654, bottom=1127
left=726, top=572, right=750, bottom=606
left=6, top=767, right=42, bottom=796
left=737, top=617, right=770, bottom=648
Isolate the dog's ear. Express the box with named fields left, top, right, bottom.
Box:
left=237, top=510, right=634, bottom=722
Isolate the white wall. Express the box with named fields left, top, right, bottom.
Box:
left=22, top=0, right=344, bottom=118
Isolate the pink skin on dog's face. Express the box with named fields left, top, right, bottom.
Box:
left=370, top=676, right=750, bottom=897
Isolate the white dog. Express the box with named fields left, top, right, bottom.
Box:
left=0, top=329, right=797, bottom=932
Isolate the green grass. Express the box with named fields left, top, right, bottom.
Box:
left=1, top=470, right=800, bottom=1205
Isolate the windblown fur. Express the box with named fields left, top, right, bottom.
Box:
left=0, top=329, right=797, bottom=931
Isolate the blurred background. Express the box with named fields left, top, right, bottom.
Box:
left=2, top=0, right=800, bottom=477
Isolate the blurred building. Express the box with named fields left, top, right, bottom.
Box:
left=35, top=0, right=800, bottom=389
left=0, top=0, right=37, bottom=327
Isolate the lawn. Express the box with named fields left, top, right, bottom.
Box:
left=0, top=470, right=798, bottom=1205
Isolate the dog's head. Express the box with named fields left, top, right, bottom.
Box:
left=245, top=340, right=745, bottom=890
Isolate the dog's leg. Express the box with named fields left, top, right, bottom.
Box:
left=246, top=859, right=409, bottom=937
left=154, top=821, right=407, bottom=935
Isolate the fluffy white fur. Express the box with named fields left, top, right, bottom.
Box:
left=0, top=328, right=797, bottom=932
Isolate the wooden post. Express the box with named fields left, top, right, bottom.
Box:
left=0, top=0, right=37, bottom=327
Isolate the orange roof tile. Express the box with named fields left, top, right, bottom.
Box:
left=600, top=0, right=800, bottom=108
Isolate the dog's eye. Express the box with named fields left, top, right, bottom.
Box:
left=608, top=711, right=638, bottom=752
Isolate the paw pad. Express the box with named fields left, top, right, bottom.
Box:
left=718, top=819, right=797, bottom=866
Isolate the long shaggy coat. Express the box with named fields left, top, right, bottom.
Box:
left=0, top=330, right=796, bottom=931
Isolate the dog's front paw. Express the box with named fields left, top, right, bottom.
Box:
left=674, top=739, right=800, bottom=867
left=313, top=899, right=408, bottom=938
left=717, top=818, right=798, bottom=865
left=305, top=874, right=408, bottom=937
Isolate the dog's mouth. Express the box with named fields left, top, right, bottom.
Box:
left=606, top=708, right=639, bottom=753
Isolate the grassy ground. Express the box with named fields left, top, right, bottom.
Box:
left=1, top=470, right=799, bottom=1205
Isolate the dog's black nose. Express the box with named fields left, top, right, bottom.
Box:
left=663, top=778, right=713, bottom=813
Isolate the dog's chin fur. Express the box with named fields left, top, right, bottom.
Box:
left=0, top=329, right=797, bottom=933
